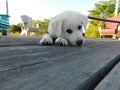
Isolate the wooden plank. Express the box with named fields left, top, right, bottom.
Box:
left=0, top=36, right=40, bottom=46
left=95, top=62, right=120, bottom=90
left=0, top=37, right=120, bottom=90
left=76, top=54, right=120, bottom=90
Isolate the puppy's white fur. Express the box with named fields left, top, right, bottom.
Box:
left=39, top=10, right=88, bottom=46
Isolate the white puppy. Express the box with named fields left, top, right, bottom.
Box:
left=39, top=10, right=88, bottom=46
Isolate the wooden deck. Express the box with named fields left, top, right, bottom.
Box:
left=0, top=36, right=120, bottom=90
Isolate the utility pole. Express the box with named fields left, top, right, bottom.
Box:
left=6, top=0, right=9, bottom=22
left=6, top=0, right=9, bottom=15
left=115, top=0, right=119, bottom=16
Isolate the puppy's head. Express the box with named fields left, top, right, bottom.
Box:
left=50, top=11, right=88, bottom=45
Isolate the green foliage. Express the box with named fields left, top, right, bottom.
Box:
left=85, top=24, right=100, bottom=38
left=10, top=19, right=51, bottom=35
left=88, top=1, right=116, bottom=26
left=117, top=30, right=120, bottom=37
left=32, top=19, right=51, bottom=35
left=10, top=24, right=21, bottom=33
left=85, top=0, right=120, bottom=38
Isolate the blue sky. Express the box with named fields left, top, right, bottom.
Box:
left=0, top=0, right=107, bottom=24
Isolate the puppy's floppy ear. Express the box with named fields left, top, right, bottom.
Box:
left=51, top=17, right=63, bottom=37
left=81, top=14, right=88, bottom=30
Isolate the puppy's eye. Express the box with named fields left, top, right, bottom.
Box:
left=66, top=29, right=73, bottom=34
left=78, top=25, right=82, bottom=30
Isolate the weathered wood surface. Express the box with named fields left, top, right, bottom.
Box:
left=95, top=61, right=120, bottom=90
left=0, top=36, right=120, bottom=90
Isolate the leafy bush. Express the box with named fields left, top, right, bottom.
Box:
left=85, top=24, right=100, bottom=38
left=10, top=24, right=21, bottom=33
left=32, top=19, right=51, bottom=35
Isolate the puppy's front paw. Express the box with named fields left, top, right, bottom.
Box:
left=39, top=34, right=53, bottom=45
left=55, top=37, right=68, bottom=46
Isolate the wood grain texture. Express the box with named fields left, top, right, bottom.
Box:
left=95, top=62, right=120, bottom=90
left=0, top=36, right=120, bottom=90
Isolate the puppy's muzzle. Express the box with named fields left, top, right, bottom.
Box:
left=76, top=40, right=83, bottom=46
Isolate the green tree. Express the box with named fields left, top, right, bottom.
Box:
left=32, top=19, right=51, bottom=35
left=85, top=24, right=100, bottom=38
left=10, top=19, right=50, bottom=35
left=85, top=0, right=120, bottom=38
left=10, top=24, right=21, bottom=33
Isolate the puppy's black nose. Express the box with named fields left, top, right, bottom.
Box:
left=76, top=40, right=83, bottom=45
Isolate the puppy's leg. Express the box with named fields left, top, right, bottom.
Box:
left=20, top=29, right=25, bottom=36
left=39, top=34, right=53, bottom=45
left=55, top=37, right=68, bottom=46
